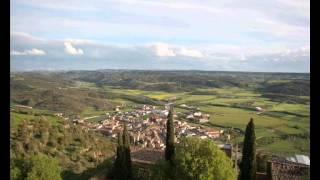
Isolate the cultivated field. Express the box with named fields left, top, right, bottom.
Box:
left=102, top=86, right=309, bottom=156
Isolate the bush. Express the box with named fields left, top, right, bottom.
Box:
left=152, top=137, right=237, bottom=180
left=11, top=154, right=62, bottom=180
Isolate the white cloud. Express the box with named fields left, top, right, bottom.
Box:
left=277, top=0, right=310, bottom=18
left=11, top=31, right=45, bottom=42
left=117, top=0, right=223, bottom=14
left=179, top=47, right=204, bottom=58
left=250, top=18, right=309, bottom=39
left=148, top=43, right=205, bottom=58
left=11, top=0, right=310, bottom=51
left=63, top=38, right=95, bottom=45
left=149, top=43, right=176, bottom=57
left=64, top=42, right=84, bottom=55
left=11, top=48, right=46, bottom=56
left=11, top=32, right=309, bottom=72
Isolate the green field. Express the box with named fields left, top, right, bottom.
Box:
left=10, top=111, right=63, bottom=128
left=100, top=87, right=309, bottom=156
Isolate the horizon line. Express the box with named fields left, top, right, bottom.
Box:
left=10, top=68, right=310, bottom=74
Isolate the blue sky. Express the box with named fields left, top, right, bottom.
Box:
left=10, top=0, right=310, bottom=72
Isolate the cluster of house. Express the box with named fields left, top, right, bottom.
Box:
left=89, top=104, right=224, bottom=150
left=186, top=111, right=211, bottom=123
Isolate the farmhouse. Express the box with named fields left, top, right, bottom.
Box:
left=194, top=113, right=210, bottom=123
left=198, top=118, right=209, bottom=123
left=73, top=119, right=84, bottom=124
left=205, top=128, right=221, bottom=139
left=194, top=112, right=202, bottom=117
left=186, top=114, right=194, bottom=119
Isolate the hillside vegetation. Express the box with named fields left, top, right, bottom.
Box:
left=10, top=117, right=115, bottom=180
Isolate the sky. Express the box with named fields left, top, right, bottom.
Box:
left=10, top=0, right=310, bottom=72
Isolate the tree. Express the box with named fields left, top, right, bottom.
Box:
left=26, top=154, right=62, bottom=180
left=116, top=132, right=123, bottom=167
left=11, top=154, right=62, bottom=180
left=240, top=118, right=256, bottom=180
left=151, top=159, right=173, bottom=180
left=165, top=105, right=175, bottom=165
left=152, top=137, right=237, bottom=180
left=122, top=123, right=133, bottom=180
left=109, top=124, right=133, bottom=180
left=109, top=133, right=123, bottom=179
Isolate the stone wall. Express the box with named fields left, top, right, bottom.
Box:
left=267, top=160, right=310, bottom=180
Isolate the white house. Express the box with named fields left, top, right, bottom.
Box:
left=199, top=118, right=209, bottom=123
left=194, top=112, right=202, bottom=117
left=187, top=114, right=194, bottom=119
left=200, top=135, right=208, bottom=139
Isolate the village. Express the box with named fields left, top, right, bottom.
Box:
left=71, top=104, right=229, bottom=151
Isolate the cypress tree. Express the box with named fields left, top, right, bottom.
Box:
left=123, top=123, right=130, bottom=147
left=117, top=132, right=123, bottom=156
left=109, top=132, right=123, bottom=179
left=165, top=105, right=175, bottom=165
left=122, top=123, right=132, bottom=180
left=109, top=124, right=133, bottom=180
left=123, top=124, right=132, bottom=179
left=240, top=118, right=256, bottom=180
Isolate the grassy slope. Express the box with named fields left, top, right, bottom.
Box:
left=10, top=109, right=116, bottom=180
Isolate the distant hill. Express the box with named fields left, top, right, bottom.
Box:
left=18, top=70, right=309, bottom=93
left=258, top=80, right=310, bottom=96
left=11, top=73, right=117, bottom=114
left=11, top=70, right=310, bottom=112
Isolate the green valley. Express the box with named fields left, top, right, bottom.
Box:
left=10, top=70, right=310, bottom=179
